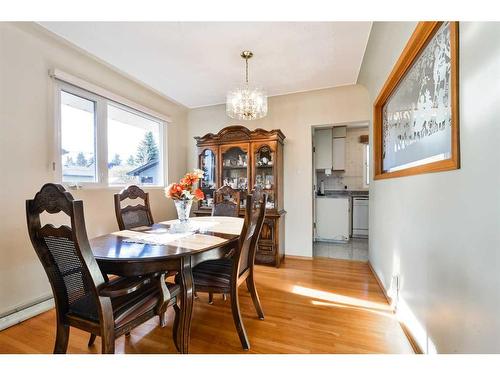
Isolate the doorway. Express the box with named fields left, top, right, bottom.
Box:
left=311, top=122, right=369, bottom=261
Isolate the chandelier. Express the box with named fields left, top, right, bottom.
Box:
left=226, top=50, right=268, bottom=120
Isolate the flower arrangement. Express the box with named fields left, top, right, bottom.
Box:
left=165, top=169, right=205, bottom=202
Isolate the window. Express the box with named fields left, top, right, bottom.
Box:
left=60, top=91, right=97, bottom=183
left=107, top=104, right=162, bottom=186
left=364, top=144, right=370, bottom=186
left=55, top=81, right=165, bottom=187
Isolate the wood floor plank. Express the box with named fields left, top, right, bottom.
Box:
left=0, top=257, right=413, bottom=354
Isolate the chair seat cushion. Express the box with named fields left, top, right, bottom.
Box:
left=193, top=258, right=234, bottom=291
left=68, top=278, right=180, bottom=330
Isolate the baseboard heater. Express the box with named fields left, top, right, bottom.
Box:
left=0, top=295, right=54, bottom=331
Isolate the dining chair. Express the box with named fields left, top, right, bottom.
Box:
left=26, top=183, right=180, bottom=354
left=114, top=185, right=154, bottom=230
left=192, top=190, right=267, bottom=350
left=211, top=185, right=241, bottom=217
left=205, top=185, right=241, bottom=304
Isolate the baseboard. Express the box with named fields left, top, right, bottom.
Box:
left=284, top=255, right=313, bottom=261
left=367, top=261, right=423, bottom=354
left=399, top=320, right=424, bottom=354
left=0, top=297, right=54, bottom=331
left=367, top=261, right=392, bottom=306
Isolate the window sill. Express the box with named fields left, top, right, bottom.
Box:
left=63, top=183, right=165, bottom=192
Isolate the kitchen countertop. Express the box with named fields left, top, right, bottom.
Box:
left=316, top=190, right=369, bottom=198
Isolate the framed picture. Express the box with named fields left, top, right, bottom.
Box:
left=373, top=22, right=459, bottom=180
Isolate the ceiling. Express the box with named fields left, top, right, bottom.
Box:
left=39, top=22, right=372, bottom=108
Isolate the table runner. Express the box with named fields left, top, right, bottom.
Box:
left=111, top=229, right=227, bottom=250
left=160, top=216, right=244, bottom=235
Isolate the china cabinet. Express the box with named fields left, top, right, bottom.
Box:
left=194, top=125, right=286, bottom=267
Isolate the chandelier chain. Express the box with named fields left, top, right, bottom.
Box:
left=245, top=57, right=249, bottom=84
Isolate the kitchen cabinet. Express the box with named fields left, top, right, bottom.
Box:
left=332, top=137, right=345, bottom=171
left=315, top=196, right=350, bottom=242
left=332, top=125, right=346, bottom=171
left=314, top=128, right=333, bottom=170
left=314, top=126, right=346, bottom=171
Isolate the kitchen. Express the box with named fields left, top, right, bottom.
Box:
left=313, top=122, right=369, bottom=261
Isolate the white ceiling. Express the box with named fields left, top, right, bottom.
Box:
left=39, top=22, right=372, bottom=108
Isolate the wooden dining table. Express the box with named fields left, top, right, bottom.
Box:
left=90, top=216, right=244, bottom=354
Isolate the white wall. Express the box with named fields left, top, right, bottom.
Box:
left=0, top=22, right=188, bottom=317
left=186, top=85, right=370, bottom=257
left=358, top=22, right=500, bottom=353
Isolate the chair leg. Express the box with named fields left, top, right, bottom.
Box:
left=172, top=302, right=181, bottom=353
left=208, top=292, right=214, bottom=305
left=88, top=333, right=97, bottom=347
left=101, top=332, right=115, bottom=354
left=159, top=311, right=168, bottom=327
left=53, top=322, right=70, bottom=354
left=246, top=274, right=264, bottom=320
left=99, top=300, right=115, bottom=354
left=230, top=288, right=250, bottom=350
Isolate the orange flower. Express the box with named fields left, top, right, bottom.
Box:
left=165, top=183, right=184, bottom=200
left=180, top=177, right=193, bottom=187
left=182, top=173, right=199, bottom=186
left=166, top=169, right=205, bottom=201
left=193, top=188, right=204, bottom=201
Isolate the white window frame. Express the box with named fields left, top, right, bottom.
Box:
left=53, top=78, right=166, bottom=189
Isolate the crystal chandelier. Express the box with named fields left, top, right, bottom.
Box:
left=226, top=50, right=268, bottom=120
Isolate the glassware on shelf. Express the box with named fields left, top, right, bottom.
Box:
left=256, top=146, right=273, bottom=167
left=200, top=149, right=215, bottom=188
left=198, top=150, right=217, bottom=210
left=255, top=174, right=263, bottom=187
left=238, top=177, right=248, bottom=190
left=265, top=175, right=274, bottom=189
left=222, top=147, right=249, bottom=194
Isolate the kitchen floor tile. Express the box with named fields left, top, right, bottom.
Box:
left=313, top=239, right=368, bottom=262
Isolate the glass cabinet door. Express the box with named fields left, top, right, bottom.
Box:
left=254, top=145, right=275, bottom=209
left=199, top=149, right=216, bottom=209
left=221, top=146, right=249, bottom=208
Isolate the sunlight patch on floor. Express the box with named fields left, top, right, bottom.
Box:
left=291, top=285, right=392, bottom=312
left=310, top=300, right=394, bottom=318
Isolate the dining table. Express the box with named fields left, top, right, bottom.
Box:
left=90, top=216, right=244, bottom=354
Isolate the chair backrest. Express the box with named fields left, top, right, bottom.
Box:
left=233, top=191, right=267, bottom=278
left=212, top=185, right=240, bottom=217
left=251, top=185, right=265, bottom=209
left=114, top=185, right=154, bottom=230
left=26, top=183, right=105, bottom=322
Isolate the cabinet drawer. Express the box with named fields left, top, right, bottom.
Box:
left=256, top=251, right=276, bottom=265
left=257, top=242, right=274, bottom=254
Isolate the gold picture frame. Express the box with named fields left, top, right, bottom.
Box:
left=373, top=22, right=460, bottom=180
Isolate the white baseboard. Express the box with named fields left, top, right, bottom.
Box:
left=0, top=298, right=54, bottom=331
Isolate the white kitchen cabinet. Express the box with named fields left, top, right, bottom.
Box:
left=314, top=126, right=346, bottom=171
left=315, top=197, right=350, bottom=242
left=314, top=128, right=333, bottom=170
left=332, top=137, right=345, bottom=171
left=332, top=126, right=347, bottom=138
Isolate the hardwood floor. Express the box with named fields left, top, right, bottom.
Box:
left=0, top=257, right=413, bottom=354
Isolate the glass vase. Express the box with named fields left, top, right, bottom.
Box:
left=174, top=199, right=193, bottom=223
